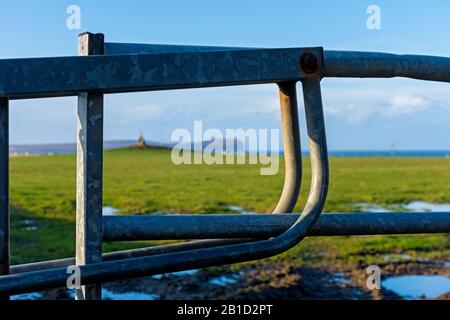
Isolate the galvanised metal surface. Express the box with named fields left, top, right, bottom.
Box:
left=76, top=33, right=104, bottom=300
left=107, top=44, right=450, bottom=83
left=0, top=47, right=322, bottom=100
left=104, top=42, right=251, bottom=55
left=2, top=48, right=450, bottom=100
left=0, top=97, right=9, bottom=299
left=273, top=82, right=302, bottom=213
left=101, top=212, right=450, bottom=241
left=106, top=44, right=450, bottom=84
left=11, top=239, right=248, bottom=274
left=324, top=51, right=450, bottom=82
left=10, top=210, right=450, bottom=276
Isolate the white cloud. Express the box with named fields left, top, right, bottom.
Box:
left=324, top=104, right=375, bottom=124
left=385, top=94, right=431, bottom=116
left=322, top=89, right=435, bottom=124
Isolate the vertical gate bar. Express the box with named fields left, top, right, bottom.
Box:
left=76, top=32, right=105, bottom=300
left=301, top=78, right=329, bottom=215
left=0, top=97, right=9, bottom=300
left=273, top=82, right=302, bottom=213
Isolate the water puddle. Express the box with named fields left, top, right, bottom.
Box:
left=383, top=254, right=412, bottom=262
left=332, top=273, right=351, bottom=285
left=209, top=274, right=239, bottom=286
left=152, top=269, right=199, bottom=280
left=403, top=201, right=450, bottom=212
left=354, top=203, right=390, bottom=213
left=20, top=219, right=38, bottom=231
left=63, top=289, right=159, bottom=301
left=383, top=275, right=450, bottom=299
left=227, top=205, right=257, bottom=215
left=355, top=201, right=450, bottom=213
left=103, top=206, right=120, bottom=216
left=11, top=292, right=43, bottom=301
left=103, top=205, right=258, bottom=216
left=102, top=289, right=159, bottom=300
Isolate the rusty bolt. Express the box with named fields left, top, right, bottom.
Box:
left=300, top=52, right=319, bottom=74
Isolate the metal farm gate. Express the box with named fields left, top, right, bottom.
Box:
left=1, top=33, right=450, bottom=299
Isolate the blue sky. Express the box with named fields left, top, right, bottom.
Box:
left=1, top=0, right=450, bottom=150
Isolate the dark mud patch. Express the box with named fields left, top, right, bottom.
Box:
left=102, top=261, right=372, bottom=300
left=21, top=258, right=449, bottom=300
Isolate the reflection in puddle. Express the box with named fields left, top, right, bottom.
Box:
left=383, top=275, right=450, bottom=299
left=332, top=273, right=351, bottom=285
left=66, top=288, right=159, bottom=300
left=11, top=292, right=43, bottom=301
left=354, top=203, right=390, bottom=213
left=228, top=205, right=257, bottom=215
left=102, top=289, right=159, bottom=300
left=383, top=254, right=412, bottom=262
left=209, top=275, right=238, bottom=286
left=355, top=201, right=450, bottom=213
left=21, top=219, right=38, bottom=231
left=152, top=269, right=199, bottom=280
left=403, top=201, right=450, bottom=212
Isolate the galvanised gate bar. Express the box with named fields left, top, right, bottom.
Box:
left=1, top=32, right=450, bottom=300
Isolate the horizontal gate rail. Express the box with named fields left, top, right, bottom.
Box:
left=0, top=47, right=322, bottom=100
left=324, top=51, right=450, bottom=82
left=3, top=49, right=450, bottom=100
left=11, top=239, right=247, bottom=274
left=102, top=212, right=450, bottom=241
left=104, top=42, right=251, bottom=55
left=2, top=211, right=449, bottom=296
left=7, top=211, right=449, bottom=281
left=105, top=43, right=450, bottom=83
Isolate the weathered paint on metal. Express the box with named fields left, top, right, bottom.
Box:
left=0, top=98, right=9, bottom=300
left=76, top=33, right=104, bottom=300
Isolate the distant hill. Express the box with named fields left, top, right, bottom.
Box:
left=11, top=141, right=448, bottom=158
left=9, top=140, right=173, bottom=156
left=9, top=138, right=245, bottom=156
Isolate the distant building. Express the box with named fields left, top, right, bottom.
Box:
left=137, top=132, right=146, bottom=147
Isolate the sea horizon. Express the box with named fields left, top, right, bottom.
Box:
left=8, top=140, right=450, bottom=158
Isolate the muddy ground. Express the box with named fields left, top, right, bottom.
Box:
left=36, top=258, right=449, bottom=300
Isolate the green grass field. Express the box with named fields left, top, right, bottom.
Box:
left=9, top=148, right=450, bottom=270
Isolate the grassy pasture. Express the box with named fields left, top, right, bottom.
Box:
left=9, top=148, right=450, bottom=268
